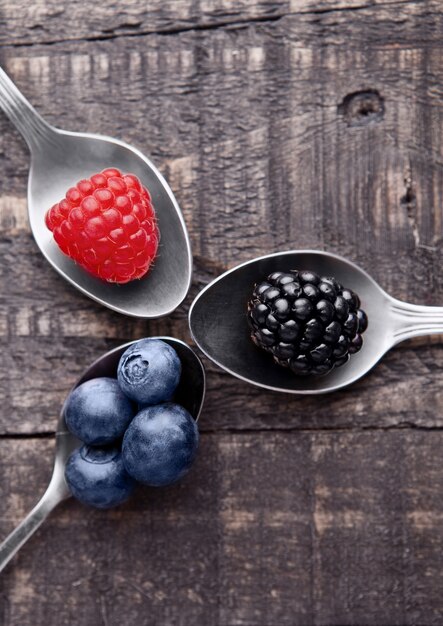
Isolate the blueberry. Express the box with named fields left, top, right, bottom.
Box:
left=117, top=339, right=181, bottom=406
left=65, top=377, right=134, bottom=445
left=122, top=404, right=199, bottom=486
left=65, top=445, right=135, bottom=509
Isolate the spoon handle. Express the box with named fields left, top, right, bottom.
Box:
left=390, top=298, right=443, bottom=343
left=0, top=67, right=53, bottom=150
left=0, top=472, right=69, bottom=573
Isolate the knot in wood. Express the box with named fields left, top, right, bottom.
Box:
left=338, top=90, right=385, bottom=127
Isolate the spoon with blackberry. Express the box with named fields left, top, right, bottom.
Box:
left=189, top=249, right=443, bottom=394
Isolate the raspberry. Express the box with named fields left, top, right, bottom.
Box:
left=44, top=168, right=159, bottom=284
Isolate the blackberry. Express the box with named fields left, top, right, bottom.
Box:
left=247, top=269, right=368, bottom=376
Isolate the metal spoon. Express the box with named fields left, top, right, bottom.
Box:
left=189, top=249, right=443, bottom=394
left=0, top=337, right=205, bottom=573
left=0, top=67, right=192, bottom=318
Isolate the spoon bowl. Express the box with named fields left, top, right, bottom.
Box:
left=189, top=250, right=443, bottom=394
left=0, top=337, right=206, bottom=572
left=0, top=67, right=192, bottom=317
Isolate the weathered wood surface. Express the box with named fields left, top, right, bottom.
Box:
left=1, top=432, right=443, bottom=626
left=1, top=0, right=443, bottom=624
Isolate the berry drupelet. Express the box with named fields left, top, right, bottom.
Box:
left=247, top=270, right=368, bottom=376
left=45, top=168, right=159, bottom=284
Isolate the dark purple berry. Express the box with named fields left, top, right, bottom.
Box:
left=309, top=343, right=332, bottom=364
left=357, top=309, right=368, bottom=333
left=290, top=355, right=312, bottom=375
left=266, top=313, right=280, bottom=331
left=319, top=281, right=337, bottom=302
left=299, top=271, right=320, bottom=285
left=293, top=298, right=313, bottom=321
left=251, top=302, right=269, bottom=326
left=348, top=334, right=363, bottom=354
left=304, top=318, right=324, bottom=342
left=268, top=272, right=284, bottom=284
left=254, top=282, right=272, bottom=298
left=262, top=287, right=281, bottom=303
left=275, top=273, right=297, bottom=286
left=323, top=321, right=341, bottom=344
left=281, top=282, right=302, bottom=299
left=302, top=284, right=320, bottom=301
left=333, top=335, right=349, bottom=358
left=258, top=328, right=276, bottom=346
left=343, top=312, right=358, bottom=336
left=334, top=296, right=349, bottom=322
left=248, top=269, right=367, bottom=376
left=273, top=342, right=296, bottom=359
left=312, top=360, right=333, bottom=375
left=273, top=298, right=291, bottom=320
left=279, top=320, right=300, bottom=342
left=316, top=299, right=335, bottom=324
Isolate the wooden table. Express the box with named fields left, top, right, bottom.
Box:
left=1, top=1, right=443, bottom=624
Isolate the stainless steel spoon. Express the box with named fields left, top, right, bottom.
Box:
left=0, top=67, right=192, bottom=318
left=189, top=249, right=443, bottom=394
left=0, top=337, right=205, bottom=573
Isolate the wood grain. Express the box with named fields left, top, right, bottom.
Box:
left=1, top=3, right=443, bottom=433
left=0, top=0, right=416, bottom=47
left=1, top=431, right=443, bottom=625
left=1, top=1, right=443, bottom=624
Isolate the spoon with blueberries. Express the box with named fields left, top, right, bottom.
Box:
left=0, top=337, right=205, bottom=572
left=189, top=249, right=443, bottom=394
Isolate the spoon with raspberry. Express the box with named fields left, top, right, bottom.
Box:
left=0, top=67, right=191, bottom=317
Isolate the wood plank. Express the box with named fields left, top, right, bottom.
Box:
left=1, top=7, right=443, bottom=433
left=1, top=431, right=443, bottom=625
left=0, top=0, right=415, bottom=47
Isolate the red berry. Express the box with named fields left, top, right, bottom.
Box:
left=44, top=169, right=159, bottom=284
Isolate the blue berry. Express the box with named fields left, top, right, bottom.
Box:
left=117, top=339, right=181, bottom=405
left=65, top=445, right=135, bottom=509
left=65, top=377, right=134, bottom=445
left=122, top=403, right=199, bottom=487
